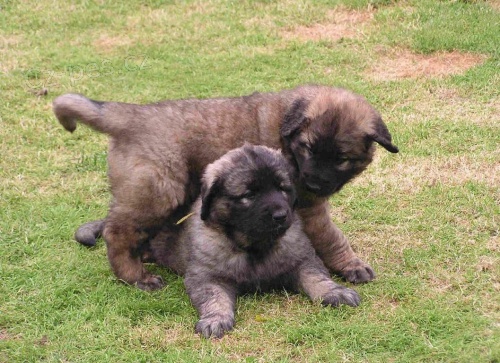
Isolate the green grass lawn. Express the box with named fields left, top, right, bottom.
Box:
left=1, top=0, right=499, bottom=362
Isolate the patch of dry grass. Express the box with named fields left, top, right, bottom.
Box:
left=281, top=7, right=374, bottom=42
left=354, top=153, right=500, bottom=193
left=366, top=49, right=487, bottom=81
left=407, top=87, right=500, bottom=126
left=0, top=34, right=27, bottom=73
left=92, top=33, right=137, bottom=53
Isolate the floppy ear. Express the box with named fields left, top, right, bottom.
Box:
left=370, top=117, right=399, bottom=153
left=280, top=98, right=310, bottom=139
left=200, top=177, right=221, bottom=221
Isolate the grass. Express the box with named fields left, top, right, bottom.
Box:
left=1, top=0, right=499, bottom=362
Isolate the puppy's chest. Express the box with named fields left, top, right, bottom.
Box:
left=220, top=245, right=303, bottom=285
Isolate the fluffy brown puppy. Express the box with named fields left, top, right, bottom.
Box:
left=53, top=85, right=398, bottom=290
left=147, top=144, right=361, bottom=339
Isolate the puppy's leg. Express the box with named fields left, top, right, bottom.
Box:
left=104, top=217, right=164, bottom=291
left=185, top=275, right=236, bottom=339
left=298, top=200, right=375, bottom=284
left=103, top=160, right=189, bottom=290
left=297, top=256, right=360, bottom=307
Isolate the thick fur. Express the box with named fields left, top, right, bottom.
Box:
left=53, top=85, right=398, bottom=290
left=147, top=145, right=360, bottom=338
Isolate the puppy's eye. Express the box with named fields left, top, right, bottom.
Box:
left=240, top=191, right=254, bottom=199
left=299, top=141, right=312, bottom=152
left=279, top=184, right=292, bottom=192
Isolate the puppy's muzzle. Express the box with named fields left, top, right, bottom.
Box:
left=302, top=172, right=326, bottom=193
left=302, top=173, right=343, bottom=196
left=272, top=209, right=288, bottom=225
left=304, top=180, right=321, bottom=193
left=263, top=192, right=292, bottom=232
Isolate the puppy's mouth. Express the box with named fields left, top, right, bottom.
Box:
left=304, top=180, right=322, bottom=193
left=303, top=179, right=343, bottom=197
left=255, top=219, right=291, bottom=240
left=245, top=220, right=290, bottom=242
left=270, top=223, right=290, bottom=237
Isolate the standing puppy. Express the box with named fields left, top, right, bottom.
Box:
left=148, top=144, right=360, bottom=339
left=53, top=85, right=398, bottom=290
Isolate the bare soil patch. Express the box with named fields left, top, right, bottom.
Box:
left=367, top=49, right=487, bottom=80
left=281, top=8, right=374, bottom=42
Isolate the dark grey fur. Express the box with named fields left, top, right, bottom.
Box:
left=147, top=144, right=360, bottom=339
left=74, top=220, right=105, bottom=247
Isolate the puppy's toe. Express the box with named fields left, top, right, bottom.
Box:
left=136, top=274, right=165, bottom=291
left=321, top=286, right=361, bottom=307
left=341, top=258, right=376, bottom=284
left=195, top=315, right=234, bottom=339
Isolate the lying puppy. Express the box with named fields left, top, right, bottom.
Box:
left=146, top=144, right=360, bottom=338
left=53, top=85, right=399, bottom=290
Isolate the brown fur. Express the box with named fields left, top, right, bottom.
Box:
left=53, top=85, right=398, bottom=290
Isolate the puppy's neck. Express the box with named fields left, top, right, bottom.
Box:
left=295, top=183, right=325, bottom=209
left=229, top=229, right=278, bottom=259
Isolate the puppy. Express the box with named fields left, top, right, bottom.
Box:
left=53, top=85, right=398, bottom=290
left=147, top=144, right=360, bottom=338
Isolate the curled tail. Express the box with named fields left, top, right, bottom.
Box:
left=53, top=93, right=119, bottom=135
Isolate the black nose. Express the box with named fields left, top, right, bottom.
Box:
left=272, top=209, right=287, bottom=224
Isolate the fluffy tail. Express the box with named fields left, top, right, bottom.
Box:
left=53, top=93, right=114, bottom=134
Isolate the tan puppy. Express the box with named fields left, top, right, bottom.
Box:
left=147, top=144, right=361, bottom=338
left=53, top=85, right=398, bottom=290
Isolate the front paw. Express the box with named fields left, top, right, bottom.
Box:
left=195, top=314, right=235, bottom=339
left=340, top=258, right=375, bottom=284
left=135, top=274, right=165, bottom=291
left=321, top=286, right=361, bottom=307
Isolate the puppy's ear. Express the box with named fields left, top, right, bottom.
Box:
left=280, top=98, right=309, bottom=139
left=369, top=117, right=399, bottom=153
left=200, top=177, right=221, bottom=221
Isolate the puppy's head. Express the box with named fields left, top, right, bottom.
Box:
left=200, top=144, right=296, bottom=251
left=281, top=86, right=399, bottom=197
